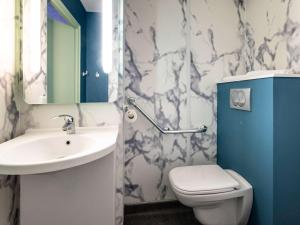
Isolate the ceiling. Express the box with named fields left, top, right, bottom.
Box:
left=80, top=0, right=102, bottom=12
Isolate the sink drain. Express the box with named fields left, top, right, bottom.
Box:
left=66, top=140, right=71, bottom=145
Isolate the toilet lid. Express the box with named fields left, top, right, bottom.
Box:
left=169, top=165, right=240, bottom=195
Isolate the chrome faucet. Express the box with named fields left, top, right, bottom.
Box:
left=53, top=114, right=76, bottom=134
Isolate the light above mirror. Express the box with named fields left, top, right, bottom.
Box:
left=0, top=0, right=15, bottom=77
left=29, top=0, right=41, bottom=74
left=102, top=0, right=112, bottom=74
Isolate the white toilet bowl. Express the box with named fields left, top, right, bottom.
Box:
left=169, top=165, right=252, bottom=225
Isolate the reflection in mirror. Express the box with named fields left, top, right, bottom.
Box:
left=23, top=0, right=118, bottom=104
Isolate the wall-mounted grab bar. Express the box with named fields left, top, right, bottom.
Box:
left=126, top=97, right=207, bottom=134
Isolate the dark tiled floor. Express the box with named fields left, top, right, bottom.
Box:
left=124, top=201, right=201, bottom=225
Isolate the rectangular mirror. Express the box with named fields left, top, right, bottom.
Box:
left=23, top=0, right=118, bottom=104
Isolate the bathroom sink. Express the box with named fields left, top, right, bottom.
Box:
left=0, top=126, right=118, bottom=175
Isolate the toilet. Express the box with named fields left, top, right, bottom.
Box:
left=169, top=165, right=252, bottom=225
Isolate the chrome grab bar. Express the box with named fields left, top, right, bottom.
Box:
left=126, top=97, right=207, bottom=134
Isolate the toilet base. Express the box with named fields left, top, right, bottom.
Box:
left=193, top=198, right=238, bottom=225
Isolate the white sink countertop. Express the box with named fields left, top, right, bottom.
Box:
left=0, top=126, right=118, bottom=175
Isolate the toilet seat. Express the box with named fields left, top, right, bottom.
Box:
left=169, top=166, right=253, bottom=225
left=169, top=165, right=240, bottom=195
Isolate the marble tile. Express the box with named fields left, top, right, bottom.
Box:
left=189, top=0, right=246, bottom=164
left=124, top=0, right=246, bottom=205
left=244, top=0, right=300, bottom=73
left=0, top=176, right=19, bottom=225
left=0, top=72, right=19, bottom=223
left=124, top=0, right=190, bottom=203
left=0, top=1, right=20, bottom=225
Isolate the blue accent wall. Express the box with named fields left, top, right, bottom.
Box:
left=273, top=78, right=300, bottom=224
left=218, top=79, right=274, bottom=225
left=217, top=77, right=300, bottom=225
left=86, top=12, right=108, bottom=102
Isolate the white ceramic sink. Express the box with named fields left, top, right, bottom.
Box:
left=0, top=126, right=118, bottom=175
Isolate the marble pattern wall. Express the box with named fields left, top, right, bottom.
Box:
left=189, top=0, right=246, bottom=164
left=0, top=1, right=20, bottom=224
left=244, top=0, right=300, bottom=72
left=124, top=0, right=246, bottom=204
left=124, top=0, right=189, bottom=203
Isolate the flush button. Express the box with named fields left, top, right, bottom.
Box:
left=230, top=88, right=251, bottom=111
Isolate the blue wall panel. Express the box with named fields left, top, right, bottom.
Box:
left=218, top=77, right=300, bottom=225
left=217, top=79, right=274, bottom=225
left=273, top=78, right=300, bottom=224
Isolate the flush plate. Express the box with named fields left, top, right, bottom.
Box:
left=230, top=88, right=251, bottom=111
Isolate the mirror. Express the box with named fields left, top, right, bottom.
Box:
left=23, top=0, right=118, bottom=104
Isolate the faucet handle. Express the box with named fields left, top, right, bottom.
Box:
left=52, top=114, right=74, bottom=123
